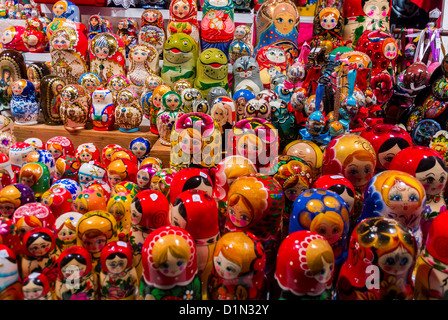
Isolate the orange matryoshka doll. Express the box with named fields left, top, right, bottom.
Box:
left=73, top=188, right=107, bottom=214
left=282, top=139, right=324, bottom=179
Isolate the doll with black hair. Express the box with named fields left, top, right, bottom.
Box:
left=23, top=272, right=53, bottom=300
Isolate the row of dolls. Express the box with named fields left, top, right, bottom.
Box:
left=0, top=0, right=43, bottom=20
left=0, top=128, right=448, bottom=299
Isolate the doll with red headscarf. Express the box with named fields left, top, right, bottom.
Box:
left=167, top=0, right=200, bottom=45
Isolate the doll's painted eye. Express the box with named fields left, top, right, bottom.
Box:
left=409, top=194, right=419, bottom=202
left=386, top=257, right=395, bottom=265
left=400, top=257, right=409, bottom=265
left=288, top=19, right=293, bottom=23
left=277, top=18, right=283, bottom=23
left=177, top=261, right=184, bottom=267
left=389, top=194, right=402, bottom=201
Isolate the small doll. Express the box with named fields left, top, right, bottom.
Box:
left=310, top=7, right=344, bottom=54
left=100, top=241, right=138, bottom=300
left=116, top=18, right=139, bottom=57
left=107, top=159, right=138, bottom=189
left=156, top=91, right=184, bottom=145
left=202, top=0, right=235, bottom=20
left=12, top=202, right=55, bottom=233
left=148, top=84, right=171, bottom=134
left=166, top=0, right=200, bottom=45
left=233, top=89, right=256, bottom=121
left=200, top=9, right=235, bottom=58
left=40, top=75, right=66, bottom=125
left=0, top=49, right=28, bottom=114
left=140, top=75, right=163, bottom=111
left=194, top=48, right=229, bottom=98
left=107, top=75, right=131, bottom=104
left=136, top=165, right=158, bottom=190
left=41, top=187, right=73, bottom=220
left=0, top=244, right=23, bottom=300
left=229, top=25, right=254, bottom=64
left=140, top=9, right=166, bottom=56
left=50, top=179, right=82, bottom=202
left=129, top=137, right=152, bottom=165
left=22, top=17, right=48, bottom=53
left=1, top=26, right=27, bottom=52
left=88, top=15, right=107, bottom=40
left=75, top=143, right=100, bottom=164
left=0, top=183, right=35, bottom=218
left=10, top=79, right=39, bottom=126
left=140, top=226, right=201, bottom=300
left=23, top=272, right=53, bottom=300
left=232, top=56, right=263, bottom=95
left=180, top=88, right=202, bottom=114
left=90, top=87, right=116, bottom=132
left=256, top=45, right=288, bottom=89
left=53, top=211, right=83, bottom=254
left=242, top=98, right=270, bottom=121
left=106, top=192, right=133, bottom=242
left=73, top=188, right=107, bottom=214
left=45, top=136, right=74, bottom=161
left=54, top=155, right=81, bottom=182
left=59, top=84, right=91, bottom=133
left=52, top=0, right=80, bottom=22
left=79, top=73, right=102, bottom=95
left=127, top=44, right=159, bottom=94
left=55, top=246, right=97, bottom=300
left=207, top=231, right=267, bottom=300
left=169, top=167, right=214, bottom=206
left=9, top=142, right=34, bottom=178
left=150, top=168, right=178, bottom=202
left=18, top=162, right=51, bottom=200
left=115, top=88, right=143, bottom=133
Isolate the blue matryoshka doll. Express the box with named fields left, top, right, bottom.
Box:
left=129, top=137, right=151, bottom=165
left=52, top=0, right=80, bottom=22
left=233, top=89, right=255, bottom=122
left=10, top=79, right=39, bottom=126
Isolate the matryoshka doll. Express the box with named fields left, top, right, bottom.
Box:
left=254, top=0, right=300, bottom=64
left=170, top=113, right=222, bottom=170
left=140, top=157, right=163, bottom=171
left=107, top=159, right=138, bottom=189
left=0, top=244, right=23, bottom=300
left=45, top=136, right=74, bottom=161
left=232, top=56, right=264, bottom=95
left=256, top=45, right=288, bottom=89
left=49, top=27, right=88, bottom=85
left=150, top=168, right=178, bottom=202
left=41, top=187, right=74, bottom=220
left=52, top=0, right=80, bottom=22
left=106, top=193, right=133, bottom=242
left=115, top=88, right=143, bottom=133
left=54, top=246, right=97, bottom=300
left=130, top=137, right=152, bottom=165
left=22, top=18, right=48, bottom=53
left=157, top=91, right=184, bottom=145
left=39, top=75, right=66, bottom=125
left=1, top=26, right=27, bottom=52
left=10, top=79, right=39, bottom=126
left=337, top=217, right=417, bottom=300
left=233, top=89, right=256, bottom=121
left=59, top=84, right=91, bottom=133
left=310, top=7, right=344, bottom=54
left=200, top=8, right=235, bottom=58
left=360, top=124, right=413, bottom=172
left=207, top=231, right=267, bottom=300
left=136, top=164, right=158, bottom=190
left=89, top=33, right=126, bottom=85
left=389, top=146, right=447, bottom=242
left=9, top=142, right=34, bottom=178
left=116, top=18, right=139, bottom=58
left=21, top=227, right=58, bottom=288
left=18, top=162, right=50, bottom=200
left=75, top=143, right=100, bottom=164
left=140, top=225, right=201, bottom=300
left=101, top=144, right=122, bottom=168
left=88, top=14, right=107, bottom=40
left=107, top=75, right=130, bottom=104
left=0, top=50, right=27, bottom=115
left=149, top=85, right=171, bottom=135
left=140, top=75, right=163, bottom=116
left=166, top=0, right=200, bottom=45
left=170, top=189, right=219, bottom=299
left=0, top=116, right=16, bottom=157
left=357, top=170, right=426, bottom=248
left=127, top=44, right=159, bottom=95
left=73, top=188, right=107, bottom=215
left=194, top=48, right=229, bottom=98
left=79, top=73, right=102, bottom=95
left=50, top=179, right=82, bottom=202
left=229, top=25, right=253, bottom=65
left=53, top=211, right=81, bottom=256
left=54, top=155, right=81, bottom=181
left=139, top=9, right=166, bottom=56
left=22, top=272, right=52, bottom=300
left=0, top=183, right=35, bottom=218
left=169, top=167, right=214, bottom=206
left=76, top=210, right=118, bottom=274
left=26, top=62, right=51, bottom=100
left=272, top=230, right=335, bottom=300
left=225, top=174, right=284, bottom=280
left=161, top=33, right=198, bottom=89
left=99, top=241, right=137, bottom=300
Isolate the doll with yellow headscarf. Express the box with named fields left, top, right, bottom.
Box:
left=107, top=192, right=133, bottom=242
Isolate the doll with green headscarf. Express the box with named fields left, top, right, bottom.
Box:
left=156, top=91, right=184, bottom=146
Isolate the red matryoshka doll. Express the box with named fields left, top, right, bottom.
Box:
left=254, top=0, right=300, bottom=64
left=170, top=189, right=219, bottom=299
left=90, top=87, right=115, bottom=131
left=110, top=148, right=138, bottom=165
left=0, top=183, right=35, bottom=219
left=227, top=118, right=279, bottom=174
left=59, top=84, right=91, bottom=133
left=130, top=189, right=170, bottom=282
left=1, top=26, right=27, bottom=52
left=310, top=7, right=344, bottom=54
left=75, top=143, right=100, bottom=164
left=76, top=210, right=118, bottom=273
left=49, top=27, right=88, bottom=85
left=9, top=142, right=34, bottom=178
left=150, top=168, right=178, bottom=202
left=100, top=241, right=138, bottom=300
left=41, top=187, right=73, bottom=219
left=55, top=246, right=97, bottom=300
left=73, top=188, right=107, bottom=214
left=18, top=162, right=51, bottom=200
left=414, top=210, right=448, bottom=300
left=207, top=231, right=267, bottom=300
left=200, top=8, right=235, bottom=58
left=89, top=33, right=126, bottom=85
left=53, top=211, right=83, bottom=254
left=54, top=155, right=80, bottom=182
left=107, top=159, right=138, bottom=189
left=0, top=153, right=14, bottom=184
left=169, top=167, right=214, bottom=206
left=170, top=113, right=222, bottom=171
left=336, top=217, right=417, bottom=300
left=167, top=0, right=200, bottom=45
left=107, top=192, right=133, bottom=242
left=282, top=139, right=324, bottom=179
left=389, top=146, right=447, bottom=242
left=21, top=227, right=58, bottom=287
left=23, top=17, right=48, bottom=53
left=140, top=225, right=201, bottom=300
left=101, top=144, right=122, bottom=168
left=12, top=202, right=55, bottom=233
left=23, top=272, right=53, bottom=300
left=0, top=217, right=21, bottom=255
left=149, top=85, right=171, bottom=135
left=226, top=174, right=284, bottom=279
left=139, top=9, right=166, bottom=56
left=357, top=170, right=426, bottom=249
left=84, top=181, right=112, bottom=203
left=256, top=45, right=288, bottom=89
left=0, top=168, right=11, bottom=191
left=45, top=136, right=74, bottom=161
left=323, top=134, right=376, bottom=193
left=0, top=244, right=23, bottom=300
left=272, top=230, right=335, bottom=300
left=136, top=164, right=158, bottom=190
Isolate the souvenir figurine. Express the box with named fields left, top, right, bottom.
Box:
left=194, top=48, right=229, bottom=98
left=39, top=75, right=66, bottom=126
left=256, top=45, right=288, bottom=89
left=106, top=193, right=133, bottom=242
left=140, top=157, right=163, bottom=170
left=169, top=167, right=214, bottom=206
left=272, top=230, right=334, bottom=300
left=337, top=217, right=417, bottom=300
left=233, top=89, right=256, bottom=121
left=390, top=146, right=447, bottom=242
left=50, top=27, right=89, bottom=85
left=0, top=116, right=15, bottom=156
left=22, top=18, right=48, bottom=53
left=157, top=91, right=184, bottom=146
left=161, top=33, right=199, bottom=89
left=0, top=183, right=35, bottom=218
left=9, top=142, right=34, bottom=178
left=180, top=88, right=202, bottom=114
left=200, top=9, right=235, bottom=58
left=107, top=159, right=138, bottom=189
left=59, top=84, right=91, bottom=133
left=54, top=155, right=81, bottom=182
left=110, top=148, right=138, bottom=164
left=1, top=26, right=27, bottom=52
left=54, top=246, right=97, bottom=300
left=228, top=25, right=253, bottom=64
left=127, top=44, right=159, bottom=94
left=226, top=174, right=284, bottom=278
left=254, top=0, right=300, bottom=64
left=150, top=168, right=177, bottom=202
left=357, top=170, right=426, bottom=248
left=23, top=138, right=44, bottom=152
left=50, top=178, right=81, bottom=202
left=89, top=33, right=126, bottom=85
left=75, top=143, right=100, bottom=164
left=148, top=85, right=171, bottom=134
left=270, top=98, right=298, bottom=148
left=310, top=7, right=344, bottom=54
left=88, top=15, right=108, bottom=40
left=22, top=272, right=52, bottom=300
left=79, top=73, right=102, bottom=95
left=0, top=244, right=23, bottom=300
left=10, top=80, right=39, bottom=126
left=107, top=75, right=131, bottom=104
left=41, top=187, right=74, bottom=220
left=207, top=231, right=267, bottom=300
left=26, top=62, right=51, bottom=99
left=289, top=188, right=350, bottom=266
left=116, top=18, right=139, bottom=57
left=170, top=112, right=222, bottom=170
left=52, top=0, right=80, bottom=22
left=140, top=75, right=163, bottom=112
left=12, top=202, right=55, bottom=233
left=20, top=227, right=57, bottom=286
left=207, top=87, right=229, bottom=106
left=112, top=181, right=140, bottom=198
left=166, top=0, right=201, bottom=45
left=0, top=50, right=27, bottom=114
left=114, top=88, right=143, bottom=133
left=73, top=188, right=107, bottom=215
left=101, top=144, right=122, bottom=169
left=0, top=216, right=21, bottom=256
left=18, top=162, right=50, bottom=200
left=300, top=110, right=332, bottom=146
left=129, top=137, right=151, bottom=165
left=232, top=56, right=263, bottom=95
left=136, top=164, right=158, bottom=191
left=140, top=225, right=201, bottom=300
left=140, top=9, right=166, bottom=56
left=53, top=211, right=82, bottom=255
left=45, top=136, right=74, bottom=161
left=202, top=0, right=234, bottom=19
left=85, top=181, right=112, bottom=203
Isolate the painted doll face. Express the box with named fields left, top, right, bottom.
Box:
left=143, top=11, right=158, bottom=23
left=48, top=146, right=63, bottom=159
left=79, top=151, right=92, bottom=162
left=28, top=237, right=52, bottom=257
left=105, top=255, right=128, bottom=274
left=1, top=29, right=13, bottom=44
left=153, top=94, right=163, bottom=108
left=310, top=214, right=343, bottom=245
left=130, top=202, right=142, bottom=226
left=321, top=13, right=338, bottom=30
left=60, top=258, right=87, bottom=278
left=343, top=158, right=374, bottom=188
left=53, top=3, right=65, bottom=16
left=110, top=79, right=125, bottom=92
left=314, top=256, right=333, bottom=284
left=137, top=170, right=151, bottom=189
left=11, top=81, right=24, bottom=95
left=173, top=0, right=190, bottom=19
left=284, top=183, right=308, bottom=202
left=108, top=174, right=122, bottom=187
left=234, top=26, right=247, bottom=39
left=266, top=47, right=286, bottom=64
left=94, top=45, right=110, bottom=59
left=118, top=93, right=130, bottom=104
left=179, top=132, right=202, bottom=155
left=170, top=203, right=187, bottom=229
left=377, top=246, right=413, bottom=275
left=0, top=201, right=15, bottom=218
left=52, top=33, right=70, bottom=50
left=157, top=250, right=188, bottom=277
left=84, top=79, right=97, bottom=92
left=82, top=233, right=107, bottom=254
left=384, top=42, right=398, bottom=60
left=378, top=143, right=404, bottom=170
left=20, top=175, right=35, bottom=188
left=61, top=89, right=73, bottom=101
left=363, top=0, right=389, bottom=20
left=387, top=180, right=421, bottom=215
left=213, top=251, right=241, bottom=280
left=23, top=281, right=44, bottom=300
left=131, top=48, right=149, bottom=62
left=236, top=135, right=262, bottom=161
left=415, top=160, right=447, bottom=196
left=227, top=196, right=253, bottom=228
left=90, top=17, right=99, bottom=26
left=273, top=11, right=295, bottom=35
left=131, top=142, right=147, bottom=158
left=58, top=225, right=76, bottom=243
left=165, top=93, right=181, bottom=110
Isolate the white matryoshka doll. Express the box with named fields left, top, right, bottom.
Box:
left=10, top=79, right=39, bottom=126
left=127, top=44, right=159, bottom=95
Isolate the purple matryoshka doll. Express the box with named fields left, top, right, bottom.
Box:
left=136, top=164, right=158, bottom=191
left=10, top=80, right=39, bottom=126
left=0, top=183, right=35, bottom=219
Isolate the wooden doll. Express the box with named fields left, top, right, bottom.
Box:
left=73, top=188, right=107, bottom=215
left=0, top=244, right=23, bottom=300
left=194, top=48, right=229, bottom=98
left=40, top=75, right=66, bottom=126
left=255, top=45, right=288, bottom=89
left=116, top=18, right=139, bottom=57
left=140, top=9, right=166, bottom=56
left=0, top=183, right=35, bottom=219
left=156, top=91, right=184, bottom=146
left=22, top=17, right=48, bottom=53
left=53, top=212, right=83, bottom=255
left=232, top=56, right=263, bottom=95
left=106, top=159, right=138, bottom=189
left=59, top=84, right=91, bottom=133
left=10, top=79, right=39, bottom=126
left=88, top=15, right=108, bottom=40
left=52, top=0, right=80, bottom=22
left=229, top=24, right=254, bottom=64
left=23, top=272, right=53, bottom=300
left=166, top=0, right=201, bottom=45
left=115, top=88, right=143, bottom=133
left=200, top=9, right=235, bottom=58
left=202, top=0, right=235, bottom=20
left=149, top=85, right=171, bottom=135
left=90, top=87, right=115, bottom=131
left=54, top=155, right=81, bottom=181
left=78, top=161, right=107, bottom=190
left=79, top=73, right=102, bottom=96
left=161, top=33, right=199, bottom=89
left=127, top=44, right=159, bottom=95
left=100, top=241, right=137, bottom=300
left=140, top=226, right=201, bottom=300
left=26, top=62, right=51, bottom=100
left=106, top=192, right=133, bottom=242
left=0, top=49, right=27, bottom=116
left=18, top=162, right=51, bottom=200
left=1, top=26, right=27, bottom=52
left=107, top=75, right=131, bottom=104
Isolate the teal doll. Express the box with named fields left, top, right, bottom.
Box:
left=202, top=0, right=235, bottom=20
left=194, top=48, right=229, bottom=98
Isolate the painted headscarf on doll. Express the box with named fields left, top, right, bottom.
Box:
left=52, top=0, right=80, bottom=22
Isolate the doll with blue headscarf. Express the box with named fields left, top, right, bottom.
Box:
left=52, top=0, right=80, bottom=22
left=129, top=137, right=152, bottom=165
left=10, top=79, right=39, bottom=125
